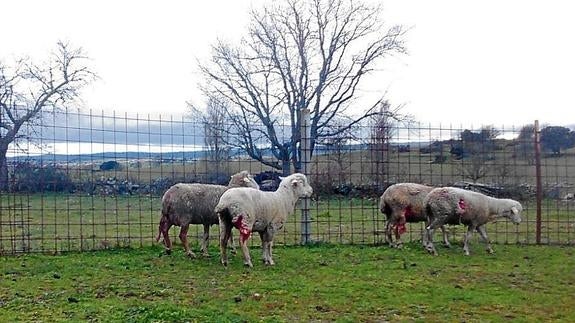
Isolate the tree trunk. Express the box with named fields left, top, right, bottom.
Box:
left=0, top=145, right=9, bottom=191
left=282, top=158, right=291, bottom=176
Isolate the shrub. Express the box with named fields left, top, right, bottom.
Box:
left=11, top=162, right=75, bottom=193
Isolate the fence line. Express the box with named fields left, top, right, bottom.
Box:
left=1, top=108, right=575, bottom=254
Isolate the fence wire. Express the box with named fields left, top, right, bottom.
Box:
left=1, top=108, right=574, bottom=254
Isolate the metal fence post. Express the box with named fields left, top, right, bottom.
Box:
left=534, top=120, right=542, bottom=244
left=300, top=108, right=312, bottom=244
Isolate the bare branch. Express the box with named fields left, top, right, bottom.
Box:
left=0, top=42, right=95, bottom=190
left=197, top=0, right=407, bottom=174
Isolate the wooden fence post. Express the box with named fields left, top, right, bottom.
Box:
left=300, top=108, right=312, bottom=244
left=534, top=120, right=542, bottom=244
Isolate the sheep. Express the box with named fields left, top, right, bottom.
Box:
left=379, top=183, right=449, bottom=248
left=156, top=170, right=259, bottom=258
left=215, top=173, right=313, bottom=267
left=424, top=187, right=522, bottom=256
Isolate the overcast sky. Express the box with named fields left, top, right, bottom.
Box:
left=2, top=0, right=574, bottom=128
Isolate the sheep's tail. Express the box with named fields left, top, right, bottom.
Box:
left=216, top=205, right=231, bottom=222
left=381, top=201, right=392, bottom=216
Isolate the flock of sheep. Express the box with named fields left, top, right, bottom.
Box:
left=156, top=170, right=523, bottom=268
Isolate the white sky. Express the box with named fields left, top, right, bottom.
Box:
left=2, top=0, right=574, bottom=128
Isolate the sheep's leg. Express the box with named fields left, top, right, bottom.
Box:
left=394, top=224, right=403, bottom=249
left=440, top=225, right=451, bottom=248
left=268, top=240, right=275, bottom=266
left=421, top=228, right=428, bottom=247
left=239, top=235, right=253, bottom=268
left=229, top=231, right=237, bottom=255
left=476, top=225, right=494, bottom=254
left=158, top=216, right=173, bottom=255
left=425, top=216, right=445, bottom=255
left=463, top=225, right=476, bottom=256
left=258, top=232, right=268, bottom=264
left=219, top=219, right=232, bottom=266
left=179, top=225, right=195, bottom=258
left=384, top=219, right=394, bottom=247
left=259, top=229, right=275, bottom=266
left=425, top=227, right=438, bottom=255
left=201, top=224, right=210, bottom=257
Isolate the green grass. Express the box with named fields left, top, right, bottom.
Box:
left=0, top=243, right=574, bottom=321
left=2, top=194, right=575, bottom=254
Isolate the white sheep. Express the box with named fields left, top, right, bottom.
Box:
left=156, top=170, right=259, bottom=257
left=379, top=183, right=449, bottom=248
left=424, top=187, right=522, bottom=256
left=215, top=173, right=313, bottom=267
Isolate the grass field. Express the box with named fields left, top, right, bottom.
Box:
left=1, top=193, right=575, bottom=254
left=0, top=243, right=574, bottom=321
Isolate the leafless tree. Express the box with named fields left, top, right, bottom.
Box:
left=199, top=0, right=407, bottom=175
left=0, top=42, right=95, bottom=190
left=317, top=117, right=357, bottom=185
left=189, top=96, right=231, bottom=177
left=369, top=100, right=411, bottom=184
left=458, top=126, right=500, bottom=183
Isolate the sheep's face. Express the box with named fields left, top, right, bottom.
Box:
left=229, top=171, right=260, bottom=189
left=504, top=202, right=523, bottom=224
left=289, top=174, right=313, bottom=198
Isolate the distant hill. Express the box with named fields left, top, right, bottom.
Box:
left=7, top=141, right=430, bottom=164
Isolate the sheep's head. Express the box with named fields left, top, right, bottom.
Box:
left=229, top=170, right=260, bottom=189
left=281, top=173, right=313, bottom=198
left=504, top=201, right=523, bottom=224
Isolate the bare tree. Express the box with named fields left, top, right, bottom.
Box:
left=199, top=0, right=407, bottom=175
left=458, top=126, right=500, bottom=183
left=317, top=117, right=357, bottom=185
left=0, top=42, right=95, bottom=190
left=369, top=100, right=410, bottom=184
left=190, top=96, right=231, bottom=179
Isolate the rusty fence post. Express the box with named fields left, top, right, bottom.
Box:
left=300, top=108, right=312, bottom=244
left=534, top=120, right=542, bottom=244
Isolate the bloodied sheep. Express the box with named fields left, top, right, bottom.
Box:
left=215, top=173, right=313, bottom=267
left=379, top=183, right=449, bottom=248
left=424, top=187, right=522, bottom=256
left=156, top=171, right=259, bottom=257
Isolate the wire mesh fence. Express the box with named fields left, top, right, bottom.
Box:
left=1, top=108, right=574, bottom=254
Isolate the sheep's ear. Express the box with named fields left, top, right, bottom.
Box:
left=511, top=206, right=518, bottom=214
left=279, top=176, right=285, bottom=180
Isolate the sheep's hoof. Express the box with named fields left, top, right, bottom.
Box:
left=395, top=243, right=403, bottom=249
left=164, top=249, right=172, bottom=255
left=425, top=246, right=437, bottom=256
left=231, top=249, right=237, bottom=255
left=202, top=252, right=211, bottom=258
left=244, top=262, right=254, bottom=268
left=444, top=243, right=452, bottom=249
left=486, top=248, right=494, bottom=254
left=221, top=260, right=228, bottom=267
left=263, top=259, right=275, bottom=266
left=464, top=251, right=470, bottom=256
left=186, top=252, right=197, bottom=259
